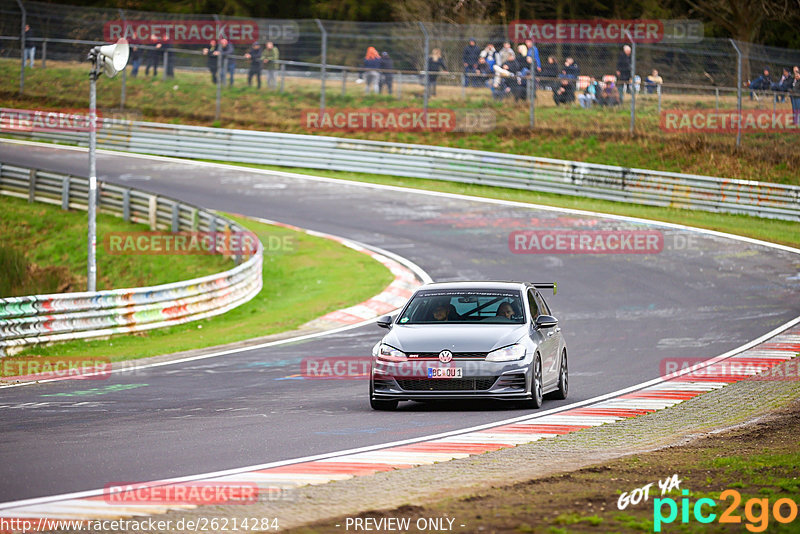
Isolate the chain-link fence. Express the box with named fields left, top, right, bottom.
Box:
left=2, top=0, right=799, bottom=146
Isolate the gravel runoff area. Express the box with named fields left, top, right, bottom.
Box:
left=83, top=353, right=800, bottom=534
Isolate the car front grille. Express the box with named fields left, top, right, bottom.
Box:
left=408, top=352, right=488, bottom=360
left=396, top=377, right=498, bottom=391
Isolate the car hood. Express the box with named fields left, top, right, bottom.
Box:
left=382, top=324, right=527, bottom=353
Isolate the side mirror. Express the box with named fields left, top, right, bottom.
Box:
left=534, top=315, right=558, bottom=328
left=377, top=315, right=394, bottom=329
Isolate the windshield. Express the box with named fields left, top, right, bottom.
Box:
left=398, top=289, right=525, bottom=325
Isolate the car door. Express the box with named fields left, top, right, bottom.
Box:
left=529, top=289, right=558, bottom=385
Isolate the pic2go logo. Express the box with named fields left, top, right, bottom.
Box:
left=654, top=489, right=799, bottom=532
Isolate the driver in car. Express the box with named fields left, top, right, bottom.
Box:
left=432, top=304, right=450, bottom=321
left=496, top=302, right=514, bottom=319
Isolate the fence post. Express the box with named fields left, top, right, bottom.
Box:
left=118, top=9, right=126, bottom=111
left=280, top=62, right=285, bottom=92
left=148, top=196, right=157, bottom=230
left=657, top=83, right=662, bottom=115
left=419, top=22, right=429, bottom=112
left=28, top=169, right=36, bottom=203
left=315, top=19, right=327, bottom=113
left=629, top=37, right=636, bottom=135
left=171, top=203, right=180, bottom=232
left=214, top=15, right=222, bottom=122
left=42, top=40, right=46, bottom=69
left=730, top=39, right=742, bottom=147
left=529, top=70, right=535, bottom=129
left=122, top=188, right=130, bottom=221
left=61, top=176, right=70, bottom=210
left=162, top=49, right=168, bottom=81
left=397, top=71, right=402, bottom=98
left=341, top=67, right=346, bottom=96
left=715, top=87, right=719, bottom=111
left=15, top=0, right=25, bottom=94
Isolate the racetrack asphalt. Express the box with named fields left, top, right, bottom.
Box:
left=1, top=141, right=798, bottom=504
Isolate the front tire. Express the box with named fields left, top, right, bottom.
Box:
left=369, top=379, right=398, bottom=411
left=547, top=350, right=568, bottom=400
left=519, top=354, right=543, bottom=409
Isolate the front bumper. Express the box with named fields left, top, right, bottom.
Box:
left=371, top=358, right=532, bottom=401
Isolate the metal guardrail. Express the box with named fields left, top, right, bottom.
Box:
left=4, top=117, right=799, bottom=221
left=0, top=162, right=263, bottom=355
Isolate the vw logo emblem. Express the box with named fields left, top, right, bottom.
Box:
left=438, top=350, right=453, bottom=363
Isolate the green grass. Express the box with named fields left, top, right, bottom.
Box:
left=2, top=58, right=798, bottom=185
left=0, top=194, right=230, bottom=296
left=9, top=213, right=394, bottom=363
left=215, top=162, right=800, bottom=249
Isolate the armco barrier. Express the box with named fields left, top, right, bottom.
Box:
left=4, top=116, right=799, bottom=221
left=0, top=162, right=263, bottom=356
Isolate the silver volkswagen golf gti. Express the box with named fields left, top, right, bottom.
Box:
left=370, top=281, right=568, bottom=410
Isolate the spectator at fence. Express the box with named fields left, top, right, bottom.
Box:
left=553, top=69, right=575, bottom=105
left=515, top=44, right=530, bottom=76
left=599, top=79, right=620, bottom=106
left=772, top=67, right=792, bottom=102
left=791, top=66, right=800, bottom=125
left=23, top=24, right=35, bottom=68
left=426, top=48, right=447, bottom=96
left=748, top=67, right=771, bottom=100
left=645, top=69, right=662, bottom=94
left=578, top=77, right=598, bottom=108
left=491, top=62, right=517, bottom=100
left=203, top=39, right=218, bottom=84
left=379, top=51, right=394, bottom=94
left=162, top=36, right=174, bottom=78
left=264, top=41, right=279, bottom=89
left=480, top=43, right=498, bottom=70
left=540, top=56, right=558, bottom=89
left=498, top=42, right=515, bottom=66
left=564, top=57, right=579, bottom=79
left=524, top=39, right=541, bottom=74
left=245, top=41, right=263, bottom=88
left=220, top=38, right=235, bottom=86
left=616, top=45, right=632, bottom=104
left=363, top=46, right=381, bottom=94
left=463, top=38, right=480, bottom=87
left=476, top=56, right=492, bottom=87
left=145, top=34, right=161, bottom=77
left=129, top=44, right=142, bottom=78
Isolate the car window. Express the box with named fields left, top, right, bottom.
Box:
left=534, top=292, right=551, bottom=315
left=527, top=289, right=539, bottom=320
left=398, top=289, right=525, bottom=324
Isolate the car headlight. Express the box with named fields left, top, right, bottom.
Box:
left=486, top=344, right=526, bottom=362
left=376, top=343, right=407, bottom=362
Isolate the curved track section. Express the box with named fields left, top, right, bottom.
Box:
left=0, top=141, right=798, bottom=504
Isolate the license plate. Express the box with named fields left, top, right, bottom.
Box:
left=427, top=367, right=463, bottom=378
